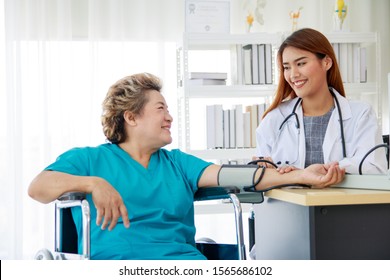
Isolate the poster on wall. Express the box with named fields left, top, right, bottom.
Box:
left=185, top=0, right=230, bottom=33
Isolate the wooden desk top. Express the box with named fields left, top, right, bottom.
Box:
left=265, top=187, right=390, bottom=206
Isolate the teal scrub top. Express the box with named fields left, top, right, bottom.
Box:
left=45, top=143, right=213, bottom=260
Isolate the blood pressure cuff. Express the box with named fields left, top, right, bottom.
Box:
left=217, top=164, right=265, bottom=192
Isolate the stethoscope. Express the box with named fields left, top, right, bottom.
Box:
left=278, top=88, right=347, bottom=158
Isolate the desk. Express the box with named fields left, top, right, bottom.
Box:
left=254, top=188, right=390, bottom=260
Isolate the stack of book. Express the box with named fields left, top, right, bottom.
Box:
left=188, top=72, right=227, bottom=85
left=332, top=43, right=367, bottom=83
left=234, top=44, right=273, bottom=85
left=206, top=103, right=267, bottom=149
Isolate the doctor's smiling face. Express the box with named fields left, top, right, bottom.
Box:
left=282, top=46, right=332, bottom=100
left=262, top=28, right=345, bottom=119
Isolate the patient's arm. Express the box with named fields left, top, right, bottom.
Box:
left=28, top=170, right=130, bottom=230
left=198, top=162, right=345, bottom=190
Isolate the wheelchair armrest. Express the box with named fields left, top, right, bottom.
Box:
left=194, top=187, right=240, bottom=201
left=194, top=187, right=264, bottom=204
left=58, top=192, right=86, bottom=202
left=235, top=192, right=264, bottom=204
left=55, top=191, right=90, bottom=259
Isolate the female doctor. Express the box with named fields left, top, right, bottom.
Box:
left=255, top=28, right=387, bottom=174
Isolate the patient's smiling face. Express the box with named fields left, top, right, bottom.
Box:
left=133, top=90, right=173, bottom=149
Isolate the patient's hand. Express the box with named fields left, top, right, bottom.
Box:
left=301, top=162, right=345, bottom=188
left=91, top=178, right=130, bottom=231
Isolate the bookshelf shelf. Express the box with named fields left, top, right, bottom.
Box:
left=184, top=32, right=282, bottom=49
left=325, top=32, right=377, bottom=44
left=182, top=85, right=277, bottom=98
left=344, top=82, right=378, bottom=94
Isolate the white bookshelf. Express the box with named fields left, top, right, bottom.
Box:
left=327, top=32, right=382, bottom=125
left=178, top=84, right=277, bottom=98
left=176, top=32, right=382, bottom=162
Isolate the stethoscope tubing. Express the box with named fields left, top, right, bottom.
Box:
left=278, top=88, right=346, bottom=159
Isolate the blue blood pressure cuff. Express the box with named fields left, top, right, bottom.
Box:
left=217, top=164, right=266, bottom=192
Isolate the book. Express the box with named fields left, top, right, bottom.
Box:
left=206, top=104, right=226, bottom=149
left=251, top=44, right=259, bottom=84
left=188, top=72, right=227, bottom=80
left=242, top=45, right=253, bottom=85
left=258, top=44, right=266, bottom=85
left=229, top=107, right=236, bottom=148
left=339, top=43, right=348, bottom=83
left=206, top=105, right=216, bottom=149
left=265, top=44, right=273, bottom=84
left=250, top=104, right=258, bottom=148
left=243, top=112, right=251, bottom=148
left=231, top=44, right=244, bottom=85
left=234, top=104, right=244, bottom=148
left=347, top=43, right=353, bottom=83
left=214, top=104, right=224, bottom=148
left=223, top=109, right=230, bottom=148
left=257, top=103, right=266, bottom=124
left=360, top=47, right=367, bottom=83
left=188, top=79, right=226, bottom=86
left=246, top=105, right=258, bottom=148
left=352, top=43, right=361, bottom=83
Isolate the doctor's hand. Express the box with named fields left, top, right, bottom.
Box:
left=277, top=165, right=298, bottom=174
left=300, top=162, right=345, bottom=188
left=91, top=177, right=130, bottom=231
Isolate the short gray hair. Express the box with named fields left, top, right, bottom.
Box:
left=101, top=73, right=162, bottom=143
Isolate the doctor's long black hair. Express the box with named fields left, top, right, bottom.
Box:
left=263, top=28, right=346, bottom=119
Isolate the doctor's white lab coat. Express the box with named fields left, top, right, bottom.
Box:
left=255, top=89, right=387, bottom=174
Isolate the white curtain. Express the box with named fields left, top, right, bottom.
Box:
left=1, top=0, right=184, bottom=259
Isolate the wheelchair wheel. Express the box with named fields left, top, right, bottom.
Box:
left=34, top=248, right=54, bottom=260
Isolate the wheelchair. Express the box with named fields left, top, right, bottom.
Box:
left=34, top=187, right=264, bottom=260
